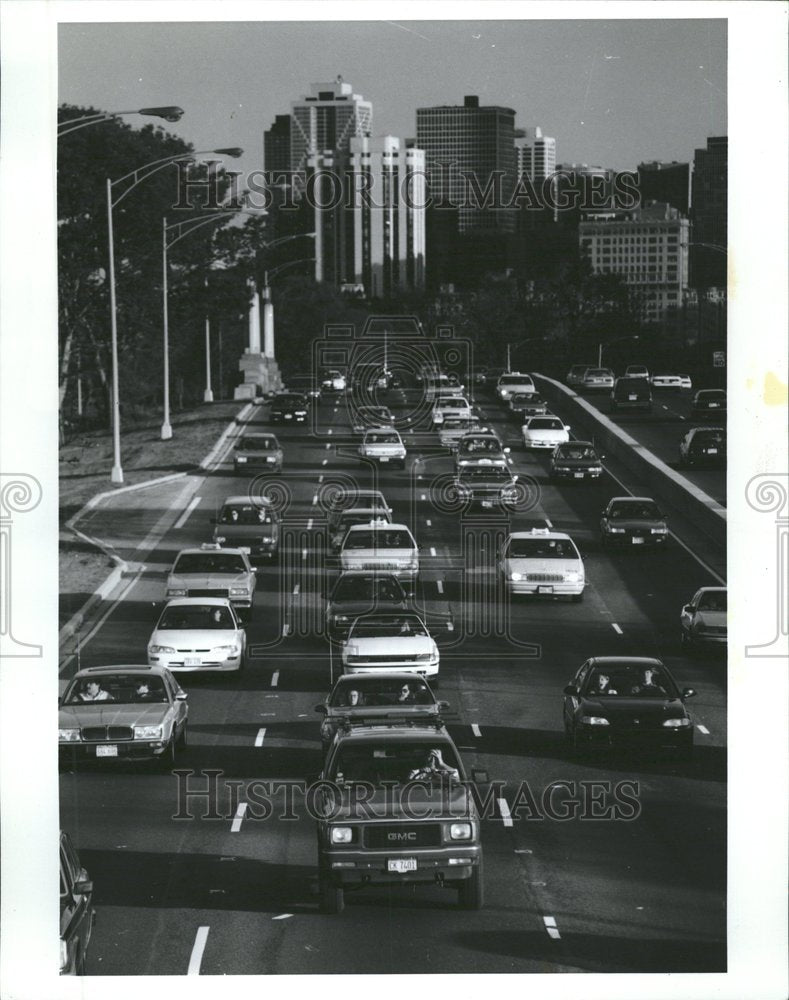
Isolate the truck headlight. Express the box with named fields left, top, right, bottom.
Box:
left=149, top=645, right=176, bottom=654
left=230, top=588, right=250, bottom=596
left=59, top=728, right=82, bottom=743
left=330, top=826, right=353, bottom=844
left=134, top=725, right=163, bottom=739
left=580, top=716, right=609, bottom=726
left=450, top=823, right=472, bottom=840
left=663, top=717, right=690, bottom=727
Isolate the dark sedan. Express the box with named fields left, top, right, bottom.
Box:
left=550, top=441, right=604, bottom=481
left=325, top=572, right=410, bottom=639
left=269, top=392, right=308, bottom=423
left=600, top=496, right=668, bottom=549
left=691, top=388, right=727, bottom=420
left=563, top=656, right=696, bottom=756
left=679, top=427, right=726, bottom=467
left=454, top=467, right=520, bottom=510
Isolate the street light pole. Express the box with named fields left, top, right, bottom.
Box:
left=204, top=275, right=214, bottom=402
left=106, top=177, right=123, bottom=483
left=161, top=217, right=172, bottom=440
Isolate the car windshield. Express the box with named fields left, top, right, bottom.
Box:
left=459, top=437, right=502, bottom=454
left=330, top=741, right=460, bottom=784
left=583, top=665, right=679, bottom=699
left=239, top=436, right=277, bottom=451
left=557, top=445, right=597, bottom=461
left=219, top=505, right=274, bottom=525
left=697, top=590, right=727, bottom=612
left=349, top=614, right=429, bottom=638
left=158, top=605, right=236, bottom=629
left=338, top=510, right=389, bottom=529
left=331, top=576, right=403, bottom=602
left=330, top=491, right=387, bottom=512
left=499, top=375, right=531, bottom=386
left=443, top=419, right=473, bottom=430
left=65, top=674, right=169, bottom=705
left=439, top=397, right=467, bottom=408
left=344, top=530, right=413, bottom=550
left=692, top=431, right=725, bottom=446
left=527, top=418, right=563, bottom=430
left=506, top=537, right=578, bottom=559
left=698, top=390, right=726, bottom=400
left=609, top=501, right=661, bottom=520
left=586, top=369, right=611, bottom=377
left=366, top=432, right=400, bottom=444
left=329, top=678, right=434, bottom=707
left=512, top=393, right=538, bottom=404
left=173, top=553, right=247, bottom=574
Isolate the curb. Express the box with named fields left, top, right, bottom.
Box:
left=58, top=401, right=256, bottom=646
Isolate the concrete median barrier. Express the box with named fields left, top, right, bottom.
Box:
left=533, top=374, right=726, bottom=550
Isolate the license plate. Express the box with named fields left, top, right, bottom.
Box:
left=574, top=472, right=584, bottom=478
left=707, top=448, right=718, bottom=454
left=632, top=537, right=645, bottom=545
left=628, top=394, right=637, bottom=401
left=709, top=403, right=719, bottom=407
left=379, top=456, right=389, bottom=462
left=482, top=500, right=493, bottom=508
left=285, top=414, right=293, bottom=419
left=185, top=657, right=201, bottom=666
left=538, top=585, right=554, bottom=594
left=388, top=858, right=417, bottom=873
left=96, top=745, right=117, bottom=757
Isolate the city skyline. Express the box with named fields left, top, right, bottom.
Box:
left=59, top=18, right=726, bottom=187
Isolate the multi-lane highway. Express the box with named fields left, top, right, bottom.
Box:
left=59, top=374, right=726, bottom=975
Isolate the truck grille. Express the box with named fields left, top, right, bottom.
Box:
left=81, top=726, right=134, bottom=742
left=365, top=824, right=442, bottom=848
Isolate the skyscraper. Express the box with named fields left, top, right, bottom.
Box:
left=637, top=161, right=690, bottom=217
left=690, top=136, right=727, bottom=289
left=263, top=114, right=291, bottom=174
left=514, top=126, right=556, bottom=184
left=290, top=77, right=373, bottom=175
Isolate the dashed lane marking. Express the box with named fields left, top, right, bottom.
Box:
left=436, top=580, right=444, bottom=594
left=544, top=517, right=552, bottom=528
left=498, top=797, right=513, bottom=827
left=254, top=728, right=266, bottom=747
left=271, top=670, right=280, bottom=687
left=325, top=443, right=331, bottom=450
left=230, top=802, right=248, bottom=833
left=420, top=493, right=427, bottom=501
left=426, top=519, right=432, bottom=527
left=187, top=927, right=210, bottom=975
left=175, top=495, right=201, bottom=529
left=612, top=623, right=623, bottom=634
left=318, top=474, right=324, bottom=483
left=328, top=429, right=333, bottom=435
left=543, top=916, right=561, bottom=940
left=293, top=583, right=300, bottom=596
left=307, top=518, right=313, bottom=530
left=272, top=914, right=293, bottom=920
left=281, top=624, right=290, bottom=637
left=312, top=494, right=319, bottom=506
left=471, top=723, right=482, bottom=737
left=302, top=548, right=308, bottom=560
left=322, top=458, right=328, bottom=466
left=697, top=724, right=710, bottom=735
left=429, top=547, right=437, bottom=557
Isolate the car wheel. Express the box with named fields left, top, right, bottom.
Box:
left=319, top=872, right=345, bottom=914
left=458, top=863, right=484, bottom=910
left=158, top=736, right=177, bottom=770
left=177, top=722, right=188, bottom=748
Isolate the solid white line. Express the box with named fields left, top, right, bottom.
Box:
left=293, top=583, right=300, bottom=596
left=271, top=670, right=280, bottom=687
left=543, top=916, right=561, bottom=939
left=436, top=579, right=444, bottom=594
left=471, top=723, right=482, bottom=737
left=272, top=914, right=293, bottom=920
left=429, top=547, right=437, bottom=557
left=230, top=802, right=248, bottom=833
left=254, top=728, right=266, bottom=747
left=175, top=495, right=201, bottom=529
left=187, top=926, right=210, bottom=975
left=307, top=518, right=313, bottom=530
left=697, top=724, right=710, bottom=735
left=612, top=623, right=623, bottom=634
left=498, top=798, right=513, bottom=827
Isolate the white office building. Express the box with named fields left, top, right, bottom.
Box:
left=290, top=78, right=373, bottom=174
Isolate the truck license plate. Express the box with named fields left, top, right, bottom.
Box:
left=388, top=858, right=417, bottom=873
left=96, top=745, right=118, bottom=757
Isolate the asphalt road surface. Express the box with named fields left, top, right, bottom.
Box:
left=59, top=380, right=726, bottom=976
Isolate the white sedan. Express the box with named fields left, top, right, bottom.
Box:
left=521, top=415, right=571, bottom=449
left=342, top=612, right=439, bottom=679
left=651, top=373, right=693, bottom=390
left=147, top=598, right=246, bottom=673
left=499, top=529, right=585, bottom=600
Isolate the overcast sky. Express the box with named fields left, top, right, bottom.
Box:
left=59, top=17, right=726, bottom=181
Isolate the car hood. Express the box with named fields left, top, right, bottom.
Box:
left=168, top=571, right=250, bottom=586
left=323, top=782, right=473, bottom=820
left=523, top=427, right=566, bottom=438
left=694, top=610, right=726, bottom=628
left=579, top=697, right=686, bottom=720
left=149, top=628, right=240, bottom=647
left=343, top=635, right=435, bottom=657
left=362, top=442, right=404, bottom=452
left=214, top=524, right=277, bottom=540
left=341, top=547, right=416, bottom=562
left=506, top=557, right=580, bottom=573
left=327, top=599, right=407, bottom=618
left=60, top=703, right=170, bottom=727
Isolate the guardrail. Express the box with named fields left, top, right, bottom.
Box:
left=533, top=374, right=726, bottom=550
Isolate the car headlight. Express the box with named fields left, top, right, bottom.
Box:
left=564, top=571, right=581, bottom=583
left=608, top=527, right=625, bottom=534
left=332, top=615, right=349, bottom=624
left=262, top=537, right=275, bottom=545
left=213, top=645, right=239, bottom=655
left=235, top=455, right=248, bottom=463
left=663, top=718, right=690, bottom=727
left=510, top=572, right=523, bottom=581
left=266, top=456, right=276, bottom=463
left=149, top=644, right=176, bottom=654
left=409, top=557, right=419, bottom=569
left=651, top=526, right=668, bottom=534
left=580, top=716, right=610, bottom=726
left=330, top=826, right=353, bottom=844
left=59, top=728, right=82, bottom=743
left=214, top=535, right=227, bottom=543
left=554, top=466, right=571, bottom=472
left=134, top=725, right=163, bottom=739
left=450, top=822, right=472, bottom=840
left=166, top=588, right=187, bottom=597
left=296, top=411, right=307, bottom=417
left=414, top=653, right=435, bottom=661
left=458, top=459, right=470, bottom=466
left=230, top=588, right=250, bottom=596
left=589, top=466, right=602, bottom=473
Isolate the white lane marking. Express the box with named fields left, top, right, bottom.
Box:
left=307, top=518, right=313, bottom=530
left=426, top=519, right=432, bottom=527
left=436, top=579, right=444, bottom=594
left=311, top=494, right=318, bottom=506
left=302, top=548, right=308, bottom=560
left=271, top=670, right=280, bottom=687
left=662, top=405, right=669, bottom=410
left=612, top=623, right=623, bottom=634
left=420, top=493, right=427, bottom=501
left=322, top=458, right=328, bottom=466
left=514, top=848, right=533, bottom=854
left=282, top=623, right=291, bottom=637
left=429, top=547, right=437, bottom=557
left=254, top=728, right=267, bottom=747
left=318, top=474, right=324, bottom=483
left=471, top=723, right=482, bottom=738
left=544, top=517, right=552, bottom=528
left=175, top=495, right=201, bottom=529
left=293, top=583, right=300, bottom=596
left=325, top=443, right=331, bottom=450
left=697, top=724, right=710, bottom=735
left=230, top=802, right=248, bottom=833
left=187, top=926, right=210, bottom=975
left=328, top=428, right=333, bottom=435
left=498, top=797, right=513, bottom=827
left=272, top=914, right=293, bottom=920
left=543, top=916, right=561, bottom=940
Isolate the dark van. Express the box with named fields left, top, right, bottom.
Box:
left=610, top=377, right=652, bottom=413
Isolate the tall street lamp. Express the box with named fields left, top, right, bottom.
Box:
left=107, top=146, right=243, bottom=480
left=58, top=106, right=184, bottom=137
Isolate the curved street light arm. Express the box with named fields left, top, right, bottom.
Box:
left=111, top=147, right=242, bottom=208
left=58, top=106, right=184, bottom=137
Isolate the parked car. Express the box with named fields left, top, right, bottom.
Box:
left=521, top=414, right=571, bottom=450
left=496, top=372, right=535, bottom=402
left=651, top=372, right=692, bottom=390
left=679, top=427, right=726, bottom=467
left=59, top=665, right=188, bottom=767
left=148, top=597, right=246, bottom=673
left=325, top=572, right=410, bottom=639
left=566, top=364, right=592, bottom=388
left=550, top=441, right=604, bottom=481
left=211, top=496, right=280, bottom=560
left=342, top=611, right=441, bottom=680
left=680, top=586, right=727, bottom=651
left=233, top=433, right=283, bottom=475
left=691, top=389, right=727, bottom=420
left=60, top=831, right=95, bottom=975
left=600, top=497, right=668, bottom=549
left=269, top=392, right=308, bottom=423
left=166, top=543, right=257, bottom=614
left=580, top=367, right=615, bottom=392
left=610, top=377, right=652, bottom=413
left=562, top=657, right=695, bottom=756
left=339, top=522, right=419, bottom=584
left=624, top=364, right=650, bottom=380
left=499, top=528, right=585, bottom=600
left=358, top=428, right=407, bottom=468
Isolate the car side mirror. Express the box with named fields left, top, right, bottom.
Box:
left=682, top=604, right=693, bottom=614
left=176, top=691, right=188, bottom=701
left=503, top=447, right=511, bottom=454
left=563, top=684, right=579, bottom=696
left=74, top=878, right=93, bottom=895
left=682, top=688, right=697, bottom=699
left=315, top=704, right=327, bottom=715
left=565, top=425, right=571, bottom=431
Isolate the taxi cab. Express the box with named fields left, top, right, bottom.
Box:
left=499, top=528, right=585, bottom=600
